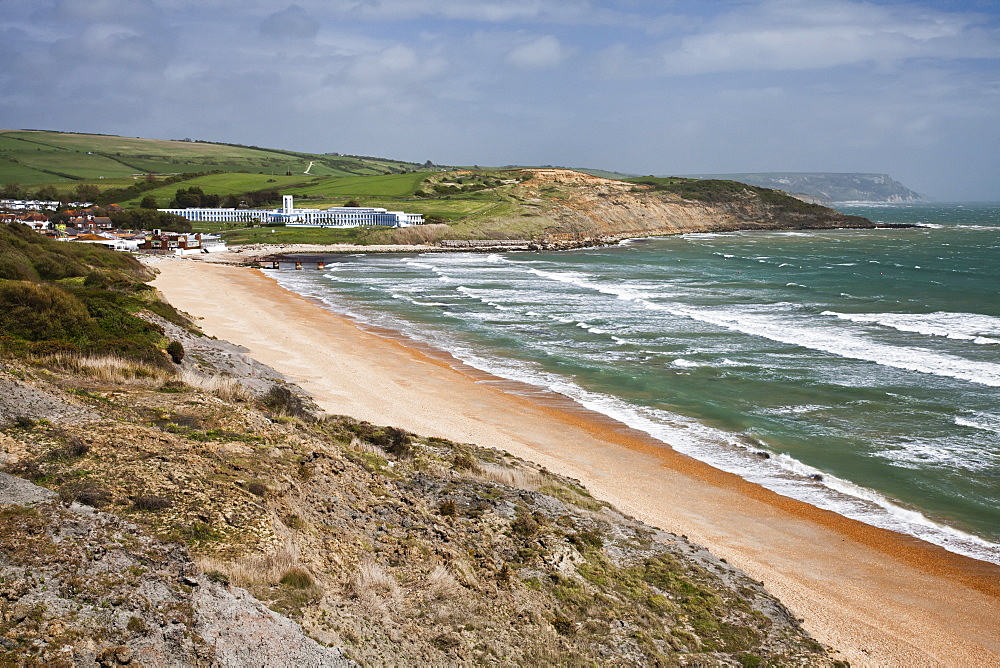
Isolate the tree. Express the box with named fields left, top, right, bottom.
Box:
left=166, top=340, right=185, bottom=364
left=139, top=195, right=158, bottom=209
left=2, top=182, right=26, bottom=199
left=171, top=187, right=203, bottom=208
left=73, top=184, right=101, bottom=203
left=344, top=199, right=361, bottom=207
left=34, top=185, right=59, bottom=201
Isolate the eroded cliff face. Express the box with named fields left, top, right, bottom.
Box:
left=514, top=170, right=873, bottom=247
left=0, top=324, right=839, bottom=666
left=0, top=474, right=353, bottom=667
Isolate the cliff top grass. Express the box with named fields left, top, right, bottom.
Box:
left=0, top=223, right=187, bottom=366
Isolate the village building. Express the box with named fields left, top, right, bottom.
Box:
left=159, top=195, right=423, bottom=228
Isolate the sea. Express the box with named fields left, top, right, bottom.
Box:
left=269, top=202, right=1000, bottom=565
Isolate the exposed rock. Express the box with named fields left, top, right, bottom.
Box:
left=0, top=472, right=353, bottom=667
left=0, top=376, right=96, bottom=427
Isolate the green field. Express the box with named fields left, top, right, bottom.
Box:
left=116, top=173, right=316, bottom=207
left=0, top=130, right=424, bottom=188
left=286, top=172, right=432, bottom=197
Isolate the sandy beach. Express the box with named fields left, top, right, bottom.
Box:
left=152, top=258, right=1000, bottom=667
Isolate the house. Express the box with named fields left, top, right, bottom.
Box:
left=139, top=231, right=204, bottom=255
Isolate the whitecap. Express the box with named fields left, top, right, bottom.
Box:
left=822, top=311, right=1000, bottom=345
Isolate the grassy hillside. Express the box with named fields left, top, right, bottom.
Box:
left=0, top=223, right=186, bottom=364
left=0, top=130, right=424, bottom=187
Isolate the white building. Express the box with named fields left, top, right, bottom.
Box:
left=159, top=195, right=423, bottom=228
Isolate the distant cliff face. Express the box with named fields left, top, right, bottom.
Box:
left=511, top=170, right=874, bottom=247
left=378, top=169, right=877, bottom=248
left=684, top=172, right=924, bottom=203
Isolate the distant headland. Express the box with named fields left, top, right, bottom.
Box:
left=683, top=172, right=924, bottom=204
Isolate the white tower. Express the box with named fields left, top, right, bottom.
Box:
left=282, top=195, right=293, bottom=214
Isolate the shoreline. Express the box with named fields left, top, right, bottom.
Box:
left=152, top=258, right=1000, bottom=667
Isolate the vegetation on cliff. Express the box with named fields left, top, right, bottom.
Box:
left=0, top=352, right=838, bottom=665
left=0, top=224, right=187, bottom=365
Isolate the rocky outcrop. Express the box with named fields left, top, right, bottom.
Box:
left=516, top=170, right=874, bottom=249
left=0, top=472, right=353, bottom=667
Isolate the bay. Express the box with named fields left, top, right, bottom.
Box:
left=272, top=202, right=1000, bottom=563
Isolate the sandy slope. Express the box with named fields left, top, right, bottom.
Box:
left=152, top=258, right=1000, bottom=667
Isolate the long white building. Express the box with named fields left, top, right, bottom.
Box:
left=159, top=195, right=423, bottom=228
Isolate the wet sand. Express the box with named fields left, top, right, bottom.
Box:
left=152, top=259, right=1000, bottom=667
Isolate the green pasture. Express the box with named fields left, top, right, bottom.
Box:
left=221, top=226, right=372, bottom=245
left=14, top=151, right=137, bottom=180
left=116, top=173, right=316, bottom=206
left=286, top=172, right=432, bottom=198
left=0, top=135, right=44, bottom=152
left=0, top=131, right=425, bottom=190
left=0, top=159, right=73, bottom=186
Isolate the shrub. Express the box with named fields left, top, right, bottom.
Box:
left=133, top=495, right=172, bottom=511
left=452, top=452, right=478, bottom=471
left=439, top=499, right=458, bottom=516
left=246, top=482, right=268, bottom=497
left=65, top=435, right=89, bottom=458
left=205, top=570, right=230, bottom=586
left=166, top=340, right=185, bottom=364
left=5, top=458, right=43, bottom=481
left=280, top=568, right=314, bottom=588
left=158, top=379, right=188, bottom=393
left=65, top=483, right=112, bottom=508
left=511, top=513, right=540, bottom=538
left=48, top=432, right=89, bottom=459
left=0, top=281, right=91, bottom=341
left=261, top=385, right=308, bottom=418
left=12, top=416, right=36, bottom=430
left=551, top=616, right=575, bottom=636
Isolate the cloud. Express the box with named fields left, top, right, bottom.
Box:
left=0, top=0, right=997, bottom=198
left=261, top=4, right=318, bottom=40
left=507, top=35, right=569, bottom=69
left=600, top=0, right=1000, bottom=77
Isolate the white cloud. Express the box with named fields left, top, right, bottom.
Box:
left=601, top=0, right=1000, bottom=77
left=507, top=35, right=569, bottom=69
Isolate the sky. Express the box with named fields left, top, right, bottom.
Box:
left=1, top=0, right=998, bottom=200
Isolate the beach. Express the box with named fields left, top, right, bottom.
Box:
left=152, top=258, right=1000, bottom=667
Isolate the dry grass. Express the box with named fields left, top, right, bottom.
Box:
left=46, top=354, right=169, bottom=386
left=349, top=436, right=384, bottom=456
left=179, top=369, right=253, bottom=402
left=472, top=462, right=546, bottom=491
left=426, top=564, right=463, bottom=601
left=348, top=559, right=402, bottom=607
left=195, top=541, right=299, bottom=588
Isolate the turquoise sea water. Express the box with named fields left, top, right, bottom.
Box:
left=272, top=202, right=1000, bottom=564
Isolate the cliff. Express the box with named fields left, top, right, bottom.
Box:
left=684, top=172, right=924, bottom=203
left=0, top=347, right=837, bottom=665
left=375, top=169, right=878, bottom=250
